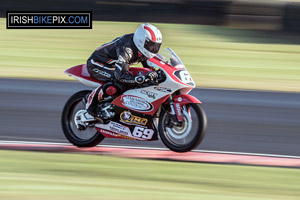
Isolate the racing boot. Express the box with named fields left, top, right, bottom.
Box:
left=85, top=86, right=105, bottom=118
left=86, top=83, right=119, bottom=121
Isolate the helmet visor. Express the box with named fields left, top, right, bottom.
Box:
left=144, top=39, right=161, bottom=54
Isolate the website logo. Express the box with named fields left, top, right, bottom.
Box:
left=7, top=11, right=92, bottom=29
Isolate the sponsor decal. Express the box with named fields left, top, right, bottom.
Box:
left=96, top=121, right=131, bottom=136
left=154, top=87, right=172, bottom=93
left=141, top=90, right=157, bottom=99
left=109, top=121, right=131, bottom=136
left=121, top=95, right=153, bottom=112
left=100, top=129, right=137, bottom=140
left=117, top=134, right=137, bottom=140
left=175, top=102, right=183, bottom=121
left=99, top=129, right=118, bottom=137
left=96, top=120, right=155, bottom=140
left=120, top=111, right=148, bottom=126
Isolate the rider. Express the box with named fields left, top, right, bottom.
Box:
left=85, top=23, right=162, bottom=118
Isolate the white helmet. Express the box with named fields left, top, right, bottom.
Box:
left=133, top=23, right=162, bottom=58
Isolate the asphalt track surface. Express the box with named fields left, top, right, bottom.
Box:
left=0, top=78, right=300, bottom=156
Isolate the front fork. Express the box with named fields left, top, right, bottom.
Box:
left=167, top=93, right=201, bottom=127
left=167, top=96, right=183, bottom=127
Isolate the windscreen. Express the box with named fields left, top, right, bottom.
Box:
left=156, top=48, right=185, bottom=69
left=156, top=48, right=194, bottom=86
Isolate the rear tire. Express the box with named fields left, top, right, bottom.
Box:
left=61, top=90, right=105, bottom=147
left=158, top=103, right=207, bottom=152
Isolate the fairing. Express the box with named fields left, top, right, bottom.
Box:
left=95, top=107, right=158, bottom=141
left=65, top=48, right=200, bottom=141
left=64, top=64, right=104, bottom=87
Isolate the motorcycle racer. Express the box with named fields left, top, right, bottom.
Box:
left=85, top=23, right=162, bottom=118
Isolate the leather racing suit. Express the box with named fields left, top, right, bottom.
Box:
left=86, top=33, right=151, bottom=117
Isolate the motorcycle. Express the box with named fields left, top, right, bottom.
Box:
left=61, top=48, right=207, bottom=152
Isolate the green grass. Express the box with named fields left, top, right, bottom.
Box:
left=1, top=18, right=300, bottom=91
left=0, top=150, right=299, bottom=200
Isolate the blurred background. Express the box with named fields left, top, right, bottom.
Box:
left=2, top=0, right=300, bottom=32
left=1, top=0, right=300, bottom=91
left=0, top=0, right=300, bottom=199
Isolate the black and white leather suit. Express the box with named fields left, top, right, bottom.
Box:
left=86, top=33, right=152, bottom=117
left=87, top=33, right=150, bottom=85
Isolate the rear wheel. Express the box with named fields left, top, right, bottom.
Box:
left=61, top=90, right=104, bottom=147
left=158, top=103, right=207, bottom=152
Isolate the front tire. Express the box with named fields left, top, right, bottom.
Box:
left=61, top=90, right=105, bottom=147
left=158, top=103, right=207, bottom=152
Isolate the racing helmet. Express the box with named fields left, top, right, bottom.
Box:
left=133, top=23, right=162, bottom=58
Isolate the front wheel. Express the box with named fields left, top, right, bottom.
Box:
left=61, top=90, right=105, bottom=147
left=158, top=103, right=207, bottom=152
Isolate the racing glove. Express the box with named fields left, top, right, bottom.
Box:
left=134, top=71, right=158, bottom=85
left=145, top=71, right=158, bottom=82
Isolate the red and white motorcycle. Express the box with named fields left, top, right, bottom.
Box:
left=61, top=48, right=207, bottom=152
